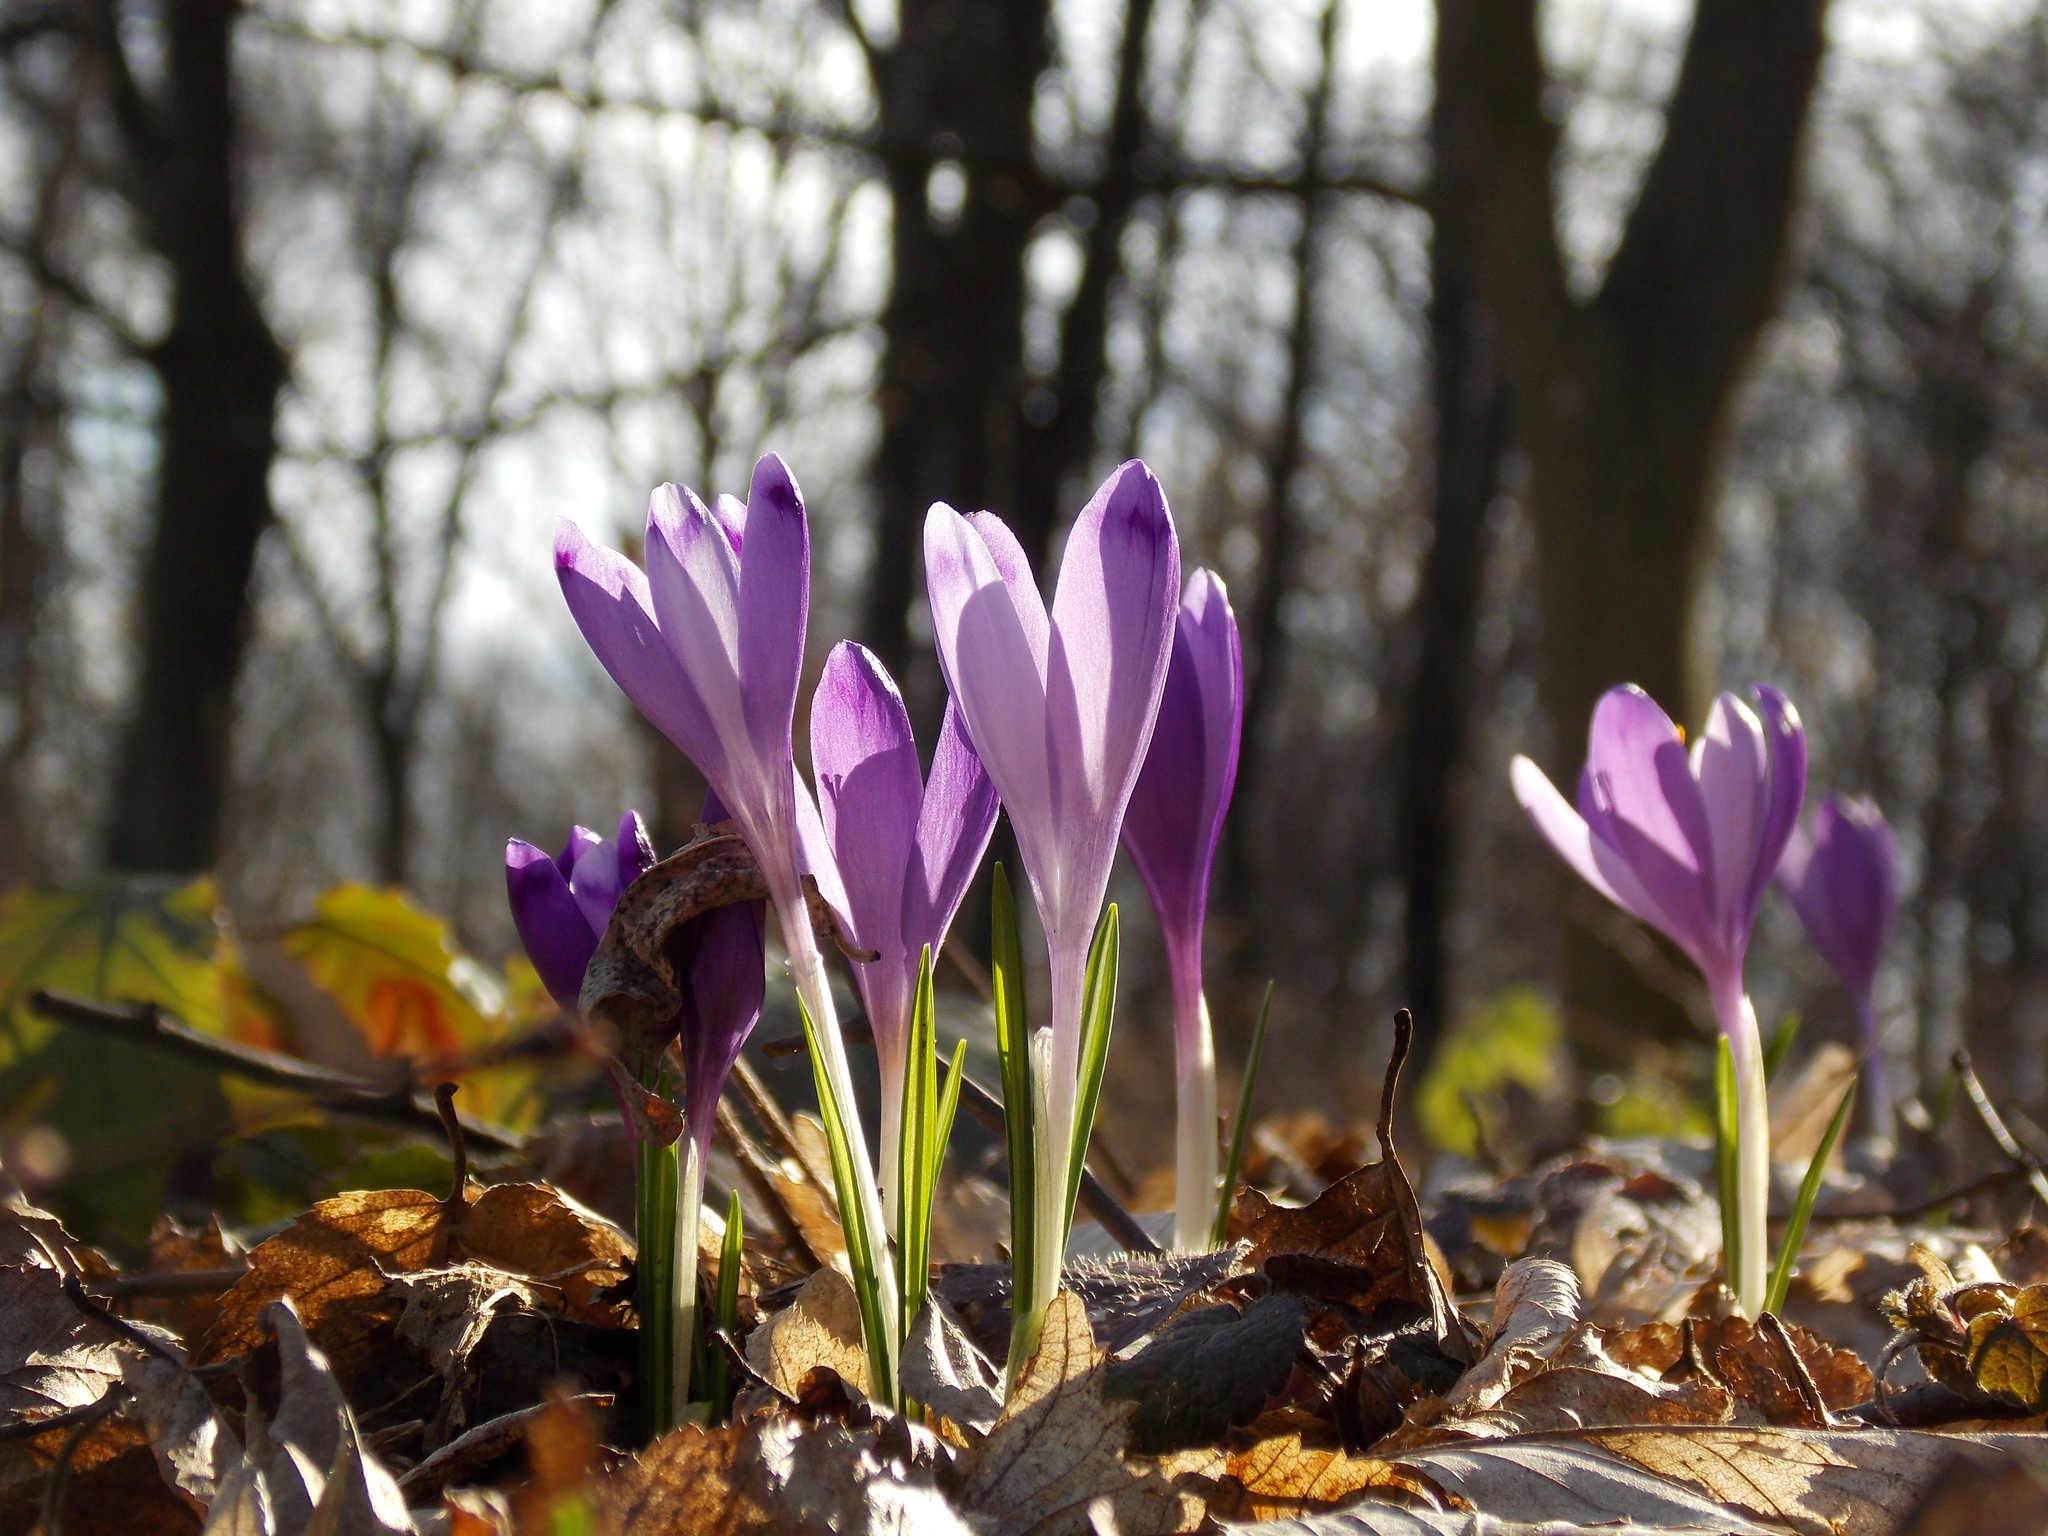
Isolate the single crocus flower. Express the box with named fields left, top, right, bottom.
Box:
left=1778, top=794, right=1899, bottom=1146
left=924, top=460, right=1181, bottom=1307
left=810, top=641, right=998, bottom=1232
left=1510, top=684, right=1805, bottom=1314
left=505, top=811, right=657, bottom=1014
left=555, top=454, right=899, bottom=1389
left=1120, top=569, right=1242, bottom=1251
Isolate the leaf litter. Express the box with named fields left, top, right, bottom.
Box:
left=14, top=1015, right=2048, bottom=1535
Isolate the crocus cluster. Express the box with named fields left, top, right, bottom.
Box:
left=924, top=464, right=1182, bottom=1310
left=530, top=441, right=1266, bottom=1406
left=1512, top=685, right=1805, bottom=1314
left=505, top=811, right=655, bottom=1016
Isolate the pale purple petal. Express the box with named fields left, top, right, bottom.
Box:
left=907, top=699, right=999, bottom=951
left=965, top=510, right=1051, bottom=673
left=791, top=767, right=851, bottom=923
left=1577, top=686, right=1718, bottom=964
left=1749, top=685, right=1807, bottom=924
left=712, top=493, right=747, bottom=554
left=924, top=503, right=1054, bottom=852
left=644, top=483, right=752, bottom=790
left=1693, top=692, right=1768, bottom=929
left=1123, top=568, right=1241, bottom=945
left=1780, top=794, right=1894, bottom=1006
left=811, top=641, right=922, bottom=960
left=1511, top=756, right=1679, bottom=942
left=507, top=838, right=599, bottom=1012
left=1046, top=462, right=1181, bottom=832
left=554, top=518, right=727, bottom=785
left=736, top=455, right=808, bottom=763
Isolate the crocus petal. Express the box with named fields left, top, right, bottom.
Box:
left=1749, top=685, right=1807, bottom=923
left=507, top=839, right=599, bottom=1012
left=908, top=699, right=1000, bottom=948
left=925, top=503, right=1055, bottom=856
left=812, top=640, right=922, bottom=960
left=555, top=519, right=727, bottom=786
left=616, top=810, right=657, bottom=887
left=676, top=898, right=767, bottom=1141
left=1123, top=568, right=1241, bottom=941
left=711, top=493, right=747, bottom=554
left=568, top=829, right=626, bottom=938
left=1781, top=794, right=1895, bottom=1005
left=644, top=483, right=754, bottom=790
left=1577, top=685, right=1718, bottom=966
left=736, top=455, right=809, bottom=762
left=1693, top=692, right=1768, bottom=930
left=1511, top=755, right=1680, bottom=946
left=792, top=767, right=852, bottom=925
left=1045, top=462, right=1181, bottom=835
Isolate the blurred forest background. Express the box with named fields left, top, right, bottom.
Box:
left=1, top=0, right=2046, bottom=1237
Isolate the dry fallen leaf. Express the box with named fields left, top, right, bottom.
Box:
left=745, top=1265, right=873, bottom=1399
left=1439, top=1257, right=1582, bottom=1416
left=1968, top=1283, right=2048, bottom=1412
left=1106, top=1293, right=1310, bottom=1453
left=1172, top=1430, right=1428, bottom=1523
left=0, top=1258, right=131, bottom=1426
left=901, top=1298, right=1002, bottom=1436
left=952, top=1289, right=1205, bottom=1536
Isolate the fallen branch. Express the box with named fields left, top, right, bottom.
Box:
left=1953, top=1049, right=2048, bottom=1216
left=27, top=989, right=525, bottom=1153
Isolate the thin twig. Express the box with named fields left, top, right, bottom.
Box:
left=60, top=1276, right=184, bottom=1365
left=27, top=990, right=523, bottom=1152
left=943, top=935, right=994, bottom=1002
left=435, top=1082, right=469, bottom=1205
left=712, top=1093, right=816, bottom=1271
left=107, top=1267, right=248, bottom=1298
left=398, top=1393, right=614, bottom=1497
left=728, top=1053, right=800, bottom=1161
left=952, top=1071, right=1162, bottom=1256
left=1953, top=1050, right=2048, bottom=1215
left=36, top=1390, right=118, bottom=1536
left=1802, top=1165, right=2036, bottom=1227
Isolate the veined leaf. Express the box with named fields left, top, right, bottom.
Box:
left=991, top=865, right=1036, bottom=1381
left=1063, top=903, right=1119, bottom=1240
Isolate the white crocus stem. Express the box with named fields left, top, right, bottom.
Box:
left=1028, top=1026, right=1064, bottom=1328
left=877, top=1044, right=906, bottom=1239
left=1174, top=992, right=1218, bottom=1252
left=1711, top=979, right=1770, bottom=1316
left=777, top=889, right=902, bottom=1380
left=672, top=1133, right=706, bottom=1412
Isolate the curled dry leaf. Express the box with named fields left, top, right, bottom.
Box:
left=0, top=1256, right=132, bottom=1427
left=1169, top=1431, right=1429, bottom=1524
left=1608, top=1315, right=1871, bottom=1425
left=901, top=1298, right=1002, bottom=1436
left=952, top=1289, right=1205, bottom=1536
left=745, top=1266, right=873, bottom=1399
left=1439, top=1257, right=1582, bottom=1416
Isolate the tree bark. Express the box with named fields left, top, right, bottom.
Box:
left=99, top=0, right=286, bottom=873
left=1399, top=250, right=1507, bottom=1047
left=1432, top=0, right=1828, bottom=1030
left=863, top=0, right=1054, bottom=676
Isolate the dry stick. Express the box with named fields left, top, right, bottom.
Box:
left=26, top=990, right=523, bottom=1152
left=109, top=1267, right=248, bottom=1298
left=1757, top=1310, right=1836, bottom=1427
left=432, top=1081, right=469, bottom=1265
left=399, top=1392, right=615, bottom=1497
left=1803, top=1165, right=2036, bottom=1228
left=1953, top=1049, right=2048, bottom=1216
left=36, top=1390, right=119, bottom=1536
left=711, top=1094, right=817, bottom=1271
left=60, top=1275, right=186, bottom=1364
left=758, top=1022, right=1164, bottom=1254
left=728, top=1052, right=801, bottom=1161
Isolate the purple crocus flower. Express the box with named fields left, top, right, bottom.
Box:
left=1778, top=794, right=1899, bottom=1141
left=554, top=454, right=899, bottom=1381
left=506, top=811, right=657, bottom=1014
left=1510, top=683, right=1806, bottom=1314
left=924, top=460, right=1180, bottom=1295
left=1120, top=570, right=1242, bottom=1250
left=810, top=641, right=998, bottom=1230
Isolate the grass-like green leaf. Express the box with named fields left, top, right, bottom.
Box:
left=634, top=1126, right=679, bottom=1442
left=1763, top=1012, right=1802, bottom=1081
left=1063, top=904, right=1121, bottom=1237
left=1714, top=1035, right=1741, bottom=1300
left=708, top=1187, right=743, bottom=1421
left=795, top=989, right=898, bottom=1408
left=1212, top=981, right=1275, bottom=1248
left=992, top=865, right=1037, bottom=1380
left=1764, top=1080, right=1855, bottom=1317
left=898, top=948, right=940, bottom=1331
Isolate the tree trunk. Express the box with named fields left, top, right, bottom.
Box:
left=863, top=0, right=1053, bottom=678
left=1399, top=250, right=1507, bottom=1049
left=1432, top=0, right=1828, bottom=1034
left=102, top=0, right=286, bottom=873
